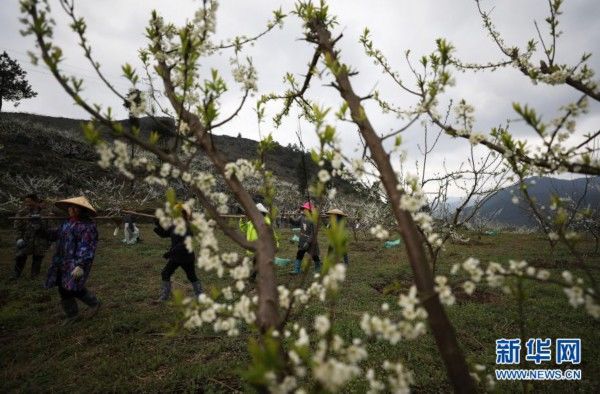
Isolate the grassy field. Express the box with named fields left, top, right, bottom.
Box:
left=0, top=223, right=599, bottom=393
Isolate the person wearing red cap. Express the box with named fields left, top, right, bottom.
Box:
left=291, top=201, right=322, bottom=274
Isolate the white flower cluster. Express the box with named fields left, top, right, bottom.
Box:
left=399, top=193, right=426, bottom=213
left=318, top=169, right=331, bottom=183
left=184, top=259, right=258, bottom=332
left=96, top=140, right=135, bottom=179
left=434, top=276, right=455, bottom=306
left=468, top=133, right=485, bottom=146
left=159, top=162, right=188, bottom=181
left=96, top=142, right=115, bottom=169
left=131, top=155, right=155, bottom=172
left=192, top=1, right=218, bottom=37
left=192, top=171, right=216, bottom=194
left=397, top=174, right=427, bottom=213
left=156, top=198, right=266, bottom=333
left=413, top=211, right=442, bottom=248
left=230, top=57, right=258, bottom=92
left=125, top=90, right=147, bottom=117
left=313, top=314, right=331, bottom=335
left=361, top=286, right=427, bottom=344
left=278, top=285, right=291, bottom=309
left=561, top=271, right=600, bottom=319
left=469, top=364, right=496, bottom=391
left=351, top=158, right=366, bottom=178
left=370, top=224, right=389, bottom=240
left=366, top=361, right=414, bottom=394
left=399, top=177, right=442, bottom=250
left=327, top=187, right=337, bottom=200
left=538, top=69, right=569, bottom=85
left=454, top=99, right=475, bottom=132
left=224, top=159, right=258, bottom=182
left=184, top=292, right=257, bottom=336
left=450, top=258, right=599, bottom=319
left=312, top=352, right=361, bottom=392
left=290, top=264, right=347, bottom=306
left=331, top=151, right=343, bottom=170
left=263, top=318, right=369, bottom=393
left=191, top=172, right=229, bottom=214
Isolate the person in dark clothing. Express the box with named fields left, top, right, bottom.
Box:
left=12, top=193, right=50, bottom=279
left=45, top=196, right=101, bottom=324
left=154, top=206, right=202, bottom=301
left=291, top=201, right=322, bottom=274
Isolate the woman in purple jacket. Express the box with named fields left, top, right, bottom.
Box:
left=45, top=196, right=100, bottom=323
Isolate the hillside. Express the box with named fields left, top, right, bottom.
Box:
left=469, top=176, right=600, bottom=227
left=0, top=112, right=362, bottom=213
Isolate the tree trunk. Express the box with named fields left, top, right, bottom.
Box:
left=255, top=223, right=280, bottom=332
left=311, top=20, right=476, bottom=393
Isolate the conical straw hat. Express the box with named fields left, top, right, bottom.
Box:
left=326, top=208, right=347, bottom=216
left=55, top=196, right=97, bottom=216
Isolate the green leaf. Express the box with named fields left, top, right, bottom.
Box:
left=149, top=131, right=160, bottom=145
left=82, top=121, right=100, bottom=144
left=166, top=188, right=177, bottom=206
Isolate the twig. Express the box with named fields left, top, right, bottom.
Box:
left=207, top=377, right=242, bottom=393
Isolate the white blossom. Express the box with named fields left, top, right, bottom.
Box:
left=314, top=315, right=331, bottom=336
left=434, top=276, right=455, bottom=306
left=463, top=281, right=476, bottom=295
left=318, top=169, right=331, bottom=183
left=370, top=224, right=389, bottom=240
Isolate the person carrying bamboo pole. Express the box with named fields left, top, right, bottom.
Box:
left=44, top=196, right=101, bottom=324
left=11, top=193, right=50, bottom=280
left=153, top=204, right=202, bottom=301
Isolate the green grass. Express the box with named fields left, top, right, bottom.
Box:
left=1, top=224, right=599, bottom=393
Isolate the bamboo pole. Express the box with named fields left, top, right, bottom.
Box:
left=9, top=211, right=357, bottom=220
left=121, top=209, right=155, bottom=219
left=122, top=210, right=247, bottom=219
left=8, top=216, right=120, bottom=220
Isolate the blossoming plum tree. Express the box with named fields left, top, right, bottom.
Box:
left=19, top=0, right=599, bottom=392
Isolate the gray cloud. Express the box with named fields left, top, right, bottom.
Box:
left=1, top=0, right=598, bottom=193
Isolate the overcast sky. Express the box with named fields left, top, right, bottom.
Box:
left=2, top=0, right=599, bottom=195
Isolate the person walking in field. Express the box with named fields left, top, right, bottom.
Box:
left=45, top=196, right=101, bottom=324
left=154, top=204, right=202, bottom=301
left=11, top=193, right=50, bottom=280
left=326, top=208, right=350, bottom=266
left=291, top=201, right=322, bottom=274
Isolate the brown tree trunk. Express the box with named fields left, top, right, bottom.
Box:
left=310, top=20, right=476, bottom=393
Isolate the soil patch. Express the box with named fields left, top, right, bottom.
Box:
left=454, top=286, right=502, bottom=304
left=369, top=276, right=412, bottom=295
